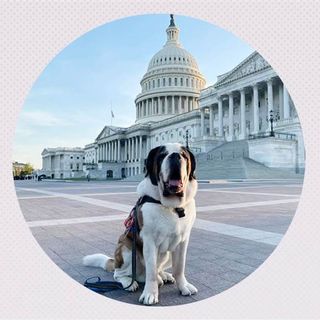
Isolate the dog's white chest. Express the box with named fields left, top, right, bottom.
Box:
left=140, top=201, right=195, bottom=253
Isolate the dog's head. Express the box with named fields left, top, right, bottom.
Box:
left=145, top=143, right=196, bottom=200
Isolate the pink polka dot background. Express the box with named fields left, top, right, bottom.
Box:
left=0, top=0, right=320, bottom=318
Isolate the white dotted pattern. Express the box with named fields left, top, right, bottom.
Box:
left=0, top=0, right=320, bottom=318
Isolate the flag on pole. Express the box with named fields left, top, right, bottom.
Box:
left=111, top=110, right=114, bottom=118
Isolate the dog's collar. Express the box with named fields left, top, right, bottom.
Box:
left=137, top=195, right=185, bottom=218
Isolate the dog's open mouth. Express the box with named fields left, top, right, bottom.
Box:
left=164, top=179, right=184, bottom=194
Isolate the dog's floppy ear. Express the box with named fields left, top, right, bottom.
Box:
left=182, top=146, right=196, bottom=181
left=145, top=146, right=160, bottom=185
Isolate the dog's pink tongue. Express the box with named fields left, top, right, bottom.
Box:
left=169, top=179, right=182, bottom=187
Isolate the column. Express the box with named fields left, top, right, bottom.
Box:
left=267, top=79, right=274, bottom=130
left=192, top=97, right=195, bottom=110
left=128, top=139, right=131, bottom=161
left=178, top=96, right=182, bottom=114
left=158, top=97, right=160, bottom=114
left=279, top=84, right=284, bottom=119
left=152, top=98, right=155, bottom=115
left=240, top=89, right=246, bottom=139
left=165, top=96, right=168, bottom=114
left=108, top=142, right=111, bottom=161
left=139, top=136, right=143, bottom=161
left=135, top=137, right=138, bottom=160
left=124, top=139, right=128, bottom=162
left=209, top=105, right=214, bottom=136
left=283, top=86, right=290, bottom=119
left=117, top=140, right=121, bottom=161
left=171, top=96, right=175, bottom=114
left=228, top=93, right=234, bottom=141
left=136, top=104, right=138, bottom=119
left=200, top=108, right=205, bottom=136
left=253, top=84, right=259, bottom=134
left=131, top=138, right=135, bottom=161
left=218, top=96, right=223, bottom=137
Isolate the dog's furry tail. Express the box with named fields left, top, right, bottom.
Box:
left=82, top=254, right=115, bottom=272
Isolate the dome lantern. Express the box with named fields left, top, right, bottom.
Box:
left=166, top=14, right=180, bottom=46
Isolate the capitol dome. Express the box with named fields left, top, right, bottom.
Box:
left=135, top=15, right=206, bottom=124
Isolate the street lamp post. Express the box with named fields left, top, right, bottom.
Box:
left=183, top=129, right=191, bottom=149
left=266, top=110, right=280, bottom=137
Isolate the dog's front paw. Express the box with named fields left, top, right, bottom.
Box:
left=178, top=282, right=198, bottom=296
left=139, top=286, right=159, bottom=305
left=159, top=271, right=175, bottom=284
left=120, top=277, right=139, bottom=292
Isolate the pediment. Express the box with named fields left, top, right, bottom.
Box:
left=96, top=126, right=119, bottom=141
left=215, top=51, right=270, bottom=87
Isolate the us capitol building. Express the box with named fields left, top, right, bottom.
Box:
left=41, top=15, right=305, bottom=180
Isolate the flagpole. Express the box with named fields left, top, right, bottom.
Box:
left=110, top=101, right=113, bottom=126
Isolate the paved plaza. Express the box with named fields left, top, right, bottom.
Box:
left=15, top=178, right=303, bottom=306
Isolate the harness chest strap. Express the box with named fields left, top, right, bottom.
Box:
left=136, top=195, right=185, bottom=218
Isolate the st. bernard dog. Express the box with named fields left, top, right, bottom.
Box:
left=83, top=143, right=198, bottom=305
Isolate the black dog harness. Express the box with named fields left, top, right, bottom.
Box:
left=84, top=195, right=185, bottom=293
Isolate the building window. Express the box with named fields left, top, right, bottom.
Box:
left=191, top=78, right=194, bottom=87
left=163, top=78, right=166, bottom=86
left=70, top=156, right=73, bottom=159
left=76, top=163, right=79, bottom=171
left=174, top=78, right=177, bottom=86
left=77, top=156, right=79, bottom=159
left=169, top=78, right=172, bottom=86
left=70, top=164, right=73, bottom=170
left=180, top=78, right=183, bottom=86
left=156, top=137, right=158, bottom=142
left=157, top=79, right=160, bottom=87
left=186, top=78, right=189, bottom=87
left=152, top=79, right=155, bottom=88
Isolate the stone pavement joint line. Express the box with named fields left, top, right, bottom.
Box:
left=18, top=188, right=299, bottom=212
left=27, top=214, right=283, bottom=246
left=197, top=198, right=299, bottom=212
left=195, top=219, right=282, bottom=246
left=199, top=189, right=299, bottom=197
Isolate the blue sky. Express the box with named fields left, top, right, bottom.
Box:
left=14, top=14, right=253, bottom=168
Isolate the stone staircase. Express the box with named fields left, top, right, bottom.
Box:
left=195, top=140, right=302, bottom=180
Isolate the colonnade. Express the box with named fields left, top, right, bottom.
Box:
left=97, top=135, right=144, bottom=163
left=201, top=79, right=291, bottom=141
left=136, top=95, right=198, bottom=119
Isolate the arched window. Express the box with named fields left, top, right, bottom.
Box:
left=169, top=78, right=172, bottom=86
left=186, top=78, right=189, bottom=87
left=180, top=78, right=183, bottom=86
left=157, top=78, right=160, bottom=87
left=191, top=78, right=194, bottom=87
left=152, top=79, right=155, bottom=88
left=163, top=78, right=166, bottom=86
left=174, top=78, right=177, bottom=86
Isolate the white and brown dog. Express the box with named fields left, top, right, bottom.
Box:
left=83, top=143, right=198, bottom=305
